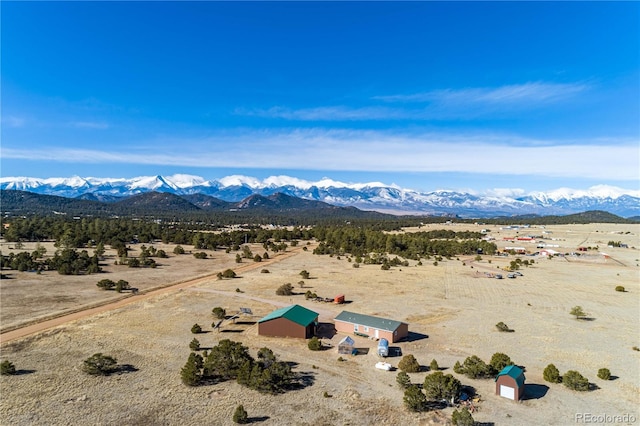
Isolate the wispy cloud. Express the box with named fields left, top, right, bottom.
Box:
left=235, top=106, right=405, bottom=121
left=69, top=121, right=110, bottom=129
left=374, top=81, right=589, bottom=105
left=2, top=116, right=27, bottom=128
left=3, top=128, right=637, bottom=181
left=236, top=82, right=590, bottom=122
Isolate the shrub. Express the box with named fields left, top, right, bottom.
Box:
left=222, top=269, right=237, bottom=278
left=452, top=407, right=475, bottom=426
left=352, top=263, right=360, bottom=268
left=543, top=364, right=561, bottom=383
left=189, top=338, right=201, bottom=351
left=615, top=286, right=625, bottom=292
left=563, top=370, right=590, bottom=391
left=323, top=391, right=332, bottom=398
left=212, top=307, right=226, bottom=320
left=570, top=306, right=587, bottom=319
left=307, top=337, right=322, bottom=351
left=453, top=360, right=464, bottom=374
left=396, top=371, right=411, bottom=389
left=253, top=254, right=262, bottom=262
left=173, top=245, right=185, bottom=255
left=276, top=283, right=294, bottom=296
left=430, top=359, right=439, bottom=372
left=96, top=279, right=116, bottom=290
left=0, top=360, right=16, bottom=376
left=299, top=270, right=310, bottom=279
left=115, top=279, right=130, bottom=293
left=193, top=252, right=208, bottom=259
left=82, top=353, right=118, bottom=376
left=191, top=323, right=203, bottom=334
left=232, top=405, right=248, bottom=424
left=489, top=352, right=514, bottom=373
left=459, top=355, right=493, bottom=379
left=403, top=385, right=427, bottom=412
left=398, top=354, right=421, bottom=373
left=495, top=321, right=513, bottom=332
left=597, top=368, right=611, bottom=380
left=423, top=371, right=461, bottom=400
left=298, top=280, right=305, bottom=288
left=260, top=269, right=270, bottom=273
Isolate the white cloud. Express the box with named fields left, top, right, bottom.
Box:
left=375, top=82, right=589, bottom=105
left=2, top=129, right=637, bottom=181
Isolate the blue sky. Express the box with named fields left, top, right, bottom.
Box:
left=2, top=2, right=639, bottom=193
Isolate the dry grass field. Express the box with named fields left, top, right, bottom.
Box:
left=1, top=223, right=639, bottom=425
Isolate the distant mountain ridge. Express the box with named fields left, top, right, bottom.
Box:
left=1, top=174, right=639, bottom=218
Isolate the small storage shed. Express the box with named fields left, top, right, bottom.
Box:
left=495, top=365, right=526, bottom=401
left=258, top=305, right=318, bottom=339
left=334, top=311, right=409, bottom=343
left=337, top=336, right=355, bottom=355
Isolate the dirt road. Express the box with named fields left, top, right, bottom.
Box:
left=0, top=248, right=302, bottom=344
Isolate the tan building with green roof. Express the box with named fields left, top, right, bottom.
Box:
left=334, top=311, right=408, bottom=343
left=258, top=305, right=318, bottom=339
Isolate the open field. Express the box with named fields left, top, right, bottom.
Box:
left=1, top=223, right=639, bottom=425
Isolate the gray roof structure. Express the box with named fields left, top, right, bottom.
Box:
left=334, top=311, right=406, bottom=332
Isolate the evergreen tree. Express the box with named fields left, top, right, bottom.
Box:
left=181, top=352, right=203, bottom=386
left=232, top=405, right=248, bottom=424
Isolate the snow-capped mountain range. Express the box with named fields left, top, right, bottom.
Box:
left=1, top=174, right=639, bottom=218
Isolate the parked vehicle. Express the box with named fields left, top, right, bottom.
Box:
left=377, top=338, right=389, bottom=357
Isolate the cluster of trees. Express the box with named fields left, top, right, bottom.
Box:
left=312, top=227, right=496, bottom=260
left=402, top=371, right=462, bottom=411
left=1, top=248, right=101, bottom=275
left=96, top=279, right=131, bottom=292
left=181, top=339, right=296, bottom=394
left=453, top=353, right=514, bottom=379
left=543, top=364, right=592, bottom=391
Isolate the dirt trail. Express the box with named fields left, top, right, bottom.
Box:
left=0, top=248, right=302, bottom=344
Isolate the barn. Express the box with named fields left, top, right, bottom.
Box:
left=334, top=311, right=408, bottom=343
left=495, top=365, right=526, bottom=401
left=258, top=305, right=318, bottom=339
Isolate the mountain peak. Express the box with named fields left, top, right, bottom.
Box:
left=1, top=174, right=638, bottom=218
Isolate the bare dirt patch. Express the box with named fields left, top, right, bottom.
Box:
left=1, top=224, right=639, bottom=425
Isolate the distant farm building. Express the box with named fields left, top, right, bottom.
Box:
left=334, top=311, right=408, bottom=343
left=258, top=305, right=318, bottom=339
left=538, top=249, right=559, bottom=257
left=504, top=247, right=526, bottom=254
left=495, top=365, right=526, bottom=401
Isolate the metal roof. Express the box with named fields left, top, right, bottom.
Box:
left=495, top=365, right=525, bottom=387
left=258, top=304, right=318, bottom=327
left=334, top=311, right=406, bottom=332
